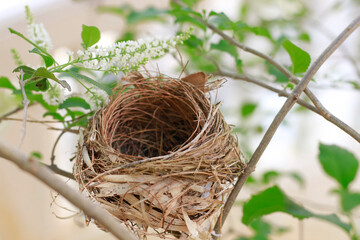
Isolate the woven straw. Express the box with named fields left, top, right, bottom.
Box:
left=74, top=72, right=246, bottom=239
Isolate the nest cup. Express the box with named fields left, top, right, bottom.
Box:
left=74, top=72, right=246, bottom=239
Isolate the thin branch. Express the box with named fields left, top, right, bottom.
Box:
left=213, top=16, right=360, bottom=237
left=0, top=139, right=138, bottom=240
left=45, top=163, right=75, bottom=179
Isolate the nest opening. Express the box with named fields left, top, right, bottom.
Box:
left=108, top=86, right=203, bottom=158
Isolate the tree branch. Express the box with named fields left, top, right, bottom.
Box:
left=213, top=15, right=360, bottom=237
left=0, top=139, right=138, bottom=240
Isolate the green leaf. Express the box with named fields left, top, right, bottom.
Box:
left=241, top=102, right=257, bottom=118
left=65, top=70, right=112, bottom=95
left=32, top=67, right=71, bottom=91
left=43, top=112, right=64, bottom=121
left=210, top=39, right=238, bottom=58
left=59, top=97, right=90, bottom=110
left=35, top=78, right=49, bottom=91
left=319, top=144, right=359, bottom=189
left=26, top=94, right=58, bottom=112
left=170, top=8, right=206, bottom=31
left=282, top=39, right=311, bottom=74
left=8, top=28, right=51, bottom=57
left=29, top=48, right=55, bottom=68
left=208, top=11, right=234, bottom=30
left=266, top=62, right=289, bottom=83
left=235, top=59, right=243, bottom=73
left=13, top=65, right=35, bottom=75
left=127, top=7, right=165, bottom=24
left=81, top=25, right=101, bottom=49
left=336, top=189, right=360, bottom=212
left=30, top=151, right=42, bottom=160
left=262, top=171, right=281, bottom=184
left=0, top=77, right=16, bottom=90
left=242, top=186, right=351, bottom=232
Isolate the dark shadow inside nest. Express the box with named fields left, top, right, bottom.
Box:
left=106, top=83, right=206, bottom=158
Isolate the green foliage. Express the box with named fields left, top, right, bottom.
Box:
left=242, top=185, right=351, bottom=232
left=59, top=97, right=90, bottom=110
left=282, top=39, right=311, bottom=74
left=81, top=25, right=101, bottom=49
left=210, top=39, right=238, bottom=58
left=318, top=144, right=359, bottom=189
left=29, top=48, right=54, bottom=67
left=0, top=77, right=16, bottom=90
left=64, top=69, right=112, bottom=95
left=336, top=189, right=360, bottom=213
left=241, top=102, right=258, bottom=118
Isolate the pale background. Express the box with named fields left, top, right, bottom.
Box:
left=0, top=0, right=360, bottom=240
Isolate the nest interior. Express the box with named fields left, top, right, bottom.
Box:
left=74, top=72, right=246, bottom=239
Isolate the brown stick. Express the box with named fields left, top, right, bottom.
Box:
left=213, top=15, right=360, bottom=238
left=0, top=139, right=138, bottom=240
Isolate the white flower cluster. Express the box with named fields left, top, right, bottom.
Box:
left=42, top=83, right=68, bottom=105
left=27, top=23, right=53, bottom=51
left=76, top=31, right=191, bottom=72
left=83, top=88, right=110, bottom=111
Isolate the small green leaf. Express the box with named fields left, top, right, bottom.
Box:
left=262, top=171, right=281, bottom=184
left=29, top=48, right=55, bottom=67
left=32, top=67, right=71, bottom=91
left=43, top=112, right=64, bottom=121
left=127, top=7, right=165, bottom=24
left=30, top=151, right=42, bottom=160
left=13, top=65, right=35, bottom=75
left=242, top=186, right=351, bottom=232
left=241, top=102, right=257, bottom=118
left=210, top=39, right=238, bottom=58
left=266, top=62, right=289, bottom=83
left=65, top=70, right=112, bottom=95
left=208, top=11, right=234, bottom=30
left=35, top=78, right=49, bottom=91
left=235, top=59, right=243, bottom=73
left=59, top=97, right=90, bottom=110
left=319, top=144, right=359, bottom=189
left=26, top=94, right=58, bottom=112
left=0, top=77, right=16, bottom=90
left=282, top=39, right=311, bottom=74
left=81, top=25, right=101, bottom=49
left=336, top=189, right=360, bottom=212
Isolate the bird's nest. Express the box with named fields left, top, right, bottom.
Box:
left=74, top=72, right=246, bottom=239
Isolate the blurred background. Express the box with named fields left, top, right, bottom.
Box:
left=0, top=0, right=360, bottom=239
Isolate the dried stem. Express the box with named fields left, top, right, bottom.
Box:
left=0, top=139, right=138, bottom=240
left=213, top=15, right=360, bottom=237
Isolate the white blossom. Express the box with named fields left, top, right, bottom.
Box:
left=42, top=83, right=68, bottom=105
left=75, top=30, right=191, bottom=73
left=25, top=6, right=52, bottom=51
left=83, top=88, right=110, bottom=111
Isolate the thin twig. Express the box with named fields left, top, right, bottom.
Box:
left=18, top=70, right=29, bottom=148
left=0, top=139, right=138, bottom=240
left=45, top=163, right=75, bottom=179
left=213, top=16, right=360, bottom=238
